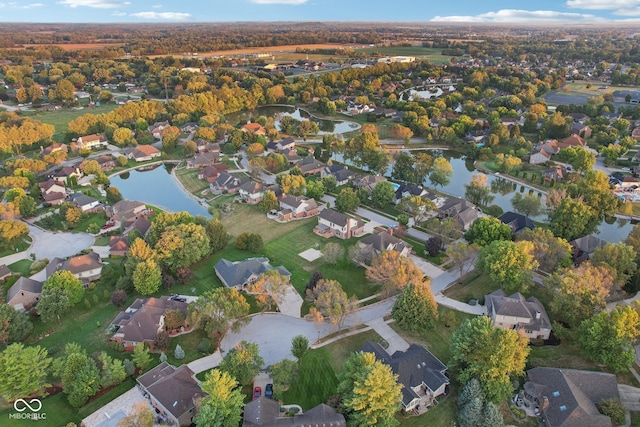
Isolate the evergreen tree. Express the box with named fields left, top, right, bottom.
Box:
left=391, top=281, right=438, bottom=332
left=174, top=344, right=185, bottom=360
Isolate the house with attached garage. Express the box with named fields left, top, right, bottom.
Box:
left=76, top=134, right=108, bottom=150
left=69, top=193, right=102, bottom=212
left=38, top=178, right=67, bottom=205
left=124, top=145, right=162, bottom=162
left=214, top=257, right=291, bottom=289
left=314, top=208, right=365, bottom=239
left=46, top=252, right=103, bottom=285
left=147, top=121, right=170, bottom=139
left=359, top=342, right=449, bottom=415
left=485, top=290, right=552, bottom=340
left=242, top=398, right=345, bottom=427
left=238, top=180, right=265, bottom=205
left=321, top=164, right=355, bottom=186
left=107, top=199, right=148, bottom=227
left=276, top=195, right=319, bottom=221
left=358, top=230, right=411, bottom=262
left=498, top=211, right=535, bottom=234
left=5, top=277, right=43, bottom=311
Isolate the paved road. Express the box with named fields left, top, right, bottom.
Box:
left=321, top=194, right=398, bottom=228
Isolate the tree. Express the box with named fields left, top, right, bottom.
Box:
left=0, top=343, right=51, bottom=402
left=464, top=173, right=494, bottom=207
left=305, top=180, right=325, bottom=200
left=245, top=270, right=289, bottom=310
left=464, top=217, right=512, bottom=246
left=306, top=279, right=356, bottom=331
left=0, top=304, right=32, bottom=345
left=61, top=348, right=100, bottom=407
left=545, top=263, right=614, bottom=328
left=133, top=259, right=162, bottom=295
left=14, top=194, right=36, bottom=218
left=476, top=240, right=537, bottom=294
left=106, top=187, right=123, bottom=204
left=116, top=156, right=128, bottom=167
left=111, top=289, right=127, bottom=308
left=123, top=359, right=136, bottom=377
left=37, top=286, right=71, bottom=324
left=549, top=197, right=599, bottom=242
left=259, top=190, right=278, bottom=213
left=132, top=343, right=152, bottom=371
left=597, top=399, right=626, bottom=426
left=449, top=316, right=530, bottom=403
left=204, top=219, right=230, bottom=253
left=97, top=352, right=126, bottom=388
left=219, top=341, right=264, bottom=386
left=371, top=181, right=395, bottom=208
left=576, top=304, right=640, bottom=372
left=269, top=359, right=297, bottom=394
left=392, top=280, right=438, bottom=332
left=112, top=127, right=133, bottom=146
left=0, top=220, right=29, bottom=249
left=155, top=223, right=210, bottom=272
left=189, top=288, right=249, bottom=340
left=117, top=402, right=154, bottom=427
left=425, top=236, right=442, bottom=257
left=279, top=174, right=306, bottom=196
left=44, top=270, right=84, bottom=305
left=574, top=170, right=618, bottom=219
left=446, top=241, right=479, bottom=278
left=291, top=335, right=309, bottom=362
left=429, top=157, right=453, bottom=188
left=174, top=344, right=185, bottom=360
left=515, top=228, right=572, bottom=273
left=337, top=351, right=402, bottom=427
left=164, top=309, right=185, bottom=330
left=322, top=242, right=345, bottom=265
left=591, top=242, right=636, bottom=287
left=366, top=251, right=424, bottom=295
left=235, top=232, right=263, bottom=252
left=566, top=146, right=596, bottom=172
left=511, top=192, right=542, bottom=217
left=49, top=78, right=76, bottom=105
left=322, top=175, right=338, bottom=193
left=399, top=195, right=434, bottom=224
left=335, top=188, right=360, bottom=212
left=155, top=331, right=170, bottom=351
left=194, top=369, right=245, bottom=427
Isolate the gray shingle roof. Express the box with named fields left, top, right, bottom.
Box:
left=214, top=258, right=291, bottom=288
left=359, top=232, right=410, bottom=254
left=318, top=208, right=348, bottom=227
left=7, top=277, right=43, bottom=302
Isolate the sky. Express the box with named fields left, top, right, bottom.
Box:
left=1, top=0, right=640, bottom=23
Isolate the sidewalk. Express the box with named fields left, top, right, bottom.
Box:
left=365, top=318, right=409, bottom=354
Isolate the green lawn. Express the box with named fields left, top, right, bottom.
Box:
left=176, top=168, right=210, bottom=194
left=36, top=210, right=108, bottom=234
left=443, top=272, right=498, bottom=304
left=396, top=390, right=456, bottom=427
left=355, top=46, right=456, bottom=65
left=8, top=259, right=32, bottom=276
left=0, top=237, right=31, bottom=258
left=282, top=348, right=339, bottom=410
left=24, top=103, right=120, bottom=135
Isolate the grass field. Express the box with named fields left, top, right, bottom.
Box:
left=8, top=259, right=32, bottom=276
left=176, top=168, right=211, bottom=194
left=355, top=46, right=456, bottom=65
left=25, top=103, right=120, bottom=136
left=282, top=348, right=339, bottom=410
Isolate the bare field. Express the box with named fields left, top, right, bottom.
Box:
left=20, top=43, right=124, bottom=51
left=149, top=43, right=362, bottom=58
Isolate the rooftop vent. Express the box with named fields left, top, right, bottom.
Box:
left=552, top=391, right=560, bottom=397
left=559, top=405, right=567, bottom=412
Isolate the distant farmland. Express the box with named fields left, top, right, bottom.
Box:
left=355, top=46, right=457, bottom=64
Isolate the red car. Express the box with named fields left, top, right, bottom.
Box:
left=253, top=386, right=262, bottom=400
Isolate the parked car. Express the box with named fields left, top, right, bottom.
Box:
left=265, top=383, right=273, bottom=399
left=169, top=295, right=187, bottom=302
left=253, top=386, right=262, bottom=400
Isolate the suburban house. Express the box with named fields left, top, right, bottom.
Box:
left=314, top=208, right=365, bottom=239
left=537, top=139, right=560, bottom=156
left=437, top=197, right=481, bottom=230
left=266, top=137, right=295, bottom=153
left=41, top=142, right=68, bottom=156
left=485, top=290, right=552, bottom=340
left=109, top=296, right=189, bottom=351
left=523, top=367, right=620, bottom=427
left=214, top=257, right=291, bottom=289
left=241, top=122, right=266, bottom=135
left=6, top=277, right=43, bottom=311
left=283, top=149, right=302, bottom=165
left=570, top=123, right=592, bottom=139
left=109, top=236, right=129, bottom=257
left=189, top=151, right=220, bottom=169
left=498, top=211, right=535, bottom=233
left=94, top=155, right=116, bottom=171
left=238, top=181, right=265, bottom=205
left=321, top=164, right=355, bottom=186
left=568, top=112, right=589, bottom=124
left=360, top=342, right=449, bottom=414
left=180, top=122, right=198, bottom=133
left=46, top=252, right=103, bottom=284
left=195, top=139, right=220, bottom=154
left=544, top=165, right=570, bottom=182
left=197, top=163, right=228, bottom=182
left=137, top=362, right=204, bottom=426
left=76, top=134, right=108, bottom=150
left=275, top=195, right=318, bottom=221
left=124, top=145, right=162, bottom=162
left=394, top=184, right=438, bottom=205
left=295, top=156, right=326, bottom=175
left=529, top=148, right=551, bottom=165
left=358, top=230, right=411, bottom=261
left=38, top=178, right=67, bottom=205
left=107, top=199, right=147, bottom=227
left=124, top=217, right=152, bottom=239
left=48, top=166, right=82, bottom=184
left=569, top=235, right=607, bottom=264
left=558, top=134, right=587, bottom=151
left=0, top=264, right=11, bottom=281
left=69, top=193, right=102, bottom=212
left=148, top=121, right=170, bottom=139
left=464, top=129, right=489, bottom=144
left=354, top=174, right=387, bottom=192
left=210, top=173, right=247, bottom=194
left=242, top=398, right=345, bottom=427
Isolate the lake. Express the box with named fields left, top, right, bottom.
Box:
left=110, top=164, right=211, bottom=218
left=225, top=105, right=360, bottom=135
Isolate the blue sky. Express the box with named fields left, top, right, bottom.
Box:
left=1, top=0, right=640, bottom=23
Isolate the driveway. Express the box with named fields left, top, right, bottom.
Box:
left=365, top=318, right=409, bottom=355
left=409, top=255, right=445, bottom=280
left=278, top=284, right=304, bottom=318
left=618, top=384, right=640, bottom=411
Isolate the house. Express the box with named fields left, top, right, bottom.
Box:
left=210, top=173, right=247, bottom=194
left=537, top=139, right=560, bottom=156
left=189, top=151, right=220, bottom=169
left=558, top=134, right=587, bottom=150
left=214, top=257, right=291, bottom=289
left=110, top=296, right=189, bottom=350
left=498, top=211, right=535, bottom=233
left=523, top=367, right=620, bottom=427
left=69, top=193, right=101, bottom=212
left=359, top=342, right=449, bottom=414
left=109, top=236, right=129, bottom=257
left=266, top=137, right=295, bottom=153
left=464, top=129, right=488, bottom=144
left=394, top=184, right=436, bottom=205
left=197, top=163, right=228, bottom=182
left=295, top=156, right=326, bottom=175
left=6, top=277, right=43, bottom=311
left=94, top=155, right=116, bottom=171
left=124, top=217, right=152, bottom=238
left=38, top=178, right=67, bottom=205
left=137, top=362, right=204, bottom=426
left=277, top=195, right=319, bottom=221
left=46, top=252, right=103, bottom=284
left=358, top=230, right=412, bottom=261
left=314, top=208, right=365, bottom=239
left=76, top=134, right=108, bottom=150
left=570, top=123, right=592, bottom=139
left=0, top=264, right=11, bottom=281
left=180, top=122, right=198, bottom=133
left=529, top=148, right=551, bottom=165
left=48, top=166, right=82, bottom=184
left=107, top=200, right=147, bottom=227
left=321, top=164, right=355, bottom=186
left=569, top=235, right=607, bottom=264
left=568, top=112, right=589, bottom=124
left=485, top=290, right=552, bottom=340
left=41, top=142, right=68, bottom=156
left=354, top=175, right=387, bottom=192
left=195, top=139, right=220, bottom=154
left=544, top=165, right=570, bottom=182
left=242, top=398, right=345, bottom=427
left=241, top=122, right=266, bottom=135
left=148, top=121, right=170, bottom=139
left=124, top=145, right=161, bottom=162
left=238, top=180, right=265, bottom=204
left=632, top=127, right=640, bottom=141
left=437, top=197, right=480, bottom=230
left=283, top=149, right=302, bottom=165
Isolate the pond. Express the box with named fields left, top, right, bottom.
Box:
left=225, top=105, right=360, bottom=135
left=110, top=164, right=211, bottom=218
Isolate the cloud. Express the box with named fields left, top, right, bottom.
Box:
left=112, top=10, right=126, bottom=16
left=250, top=0, right=308, bottom=4
left=432, top=9, right=603, bottom=22
left=59, top=0, right=130, bottom=8
left=566, top=0, right=640, bottom=9
left=129, top=11, right=191, bottom=20
left=6, top=1, right=43, bottom=6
